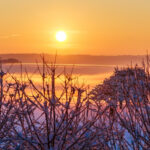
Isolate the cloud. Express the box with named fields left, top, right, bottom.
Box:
left=0, top=34, right=20, bottom=39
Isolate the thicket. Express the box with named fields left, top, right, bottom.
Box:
left=0, top=56, right=149, bottom=150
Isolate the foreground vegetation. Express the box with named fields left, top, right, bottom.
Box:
left=0, top=57, right=150, bottom=150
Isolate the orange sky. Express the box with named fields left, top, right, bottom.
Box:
left=0, top=0, right=150, bottom=55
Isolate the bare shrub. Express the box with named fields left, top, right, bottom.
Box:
left=1, top=56, right=150, bottom=149
left=10, top=57, right=106, bottom=150
left=91, top=62, right=150, bottom=149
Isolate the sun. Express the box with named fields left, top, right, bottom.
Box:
left=56, top=31, right=67, bottom=42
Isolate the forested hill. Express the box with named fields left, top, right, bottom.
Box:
left=0, top=58, right=20, bottom=63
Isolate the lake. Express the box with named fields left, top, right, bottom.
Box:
left=2, top=63, right=117, bottom=89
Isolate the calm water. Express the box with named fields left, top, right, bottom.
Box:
left=2, top=63, right=116, bottom=88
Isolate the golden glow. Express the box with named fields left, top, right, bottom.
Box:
left=56, top=31, right=67, bottom=42
left=1, top=1, right=150, bottom=55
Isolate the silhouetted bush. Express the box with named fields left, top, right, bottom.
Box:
left=0, top=56, right=149, bottom=149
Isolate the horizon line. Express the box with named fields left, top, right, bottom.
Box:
left=0, top=53, right=147, bottom=57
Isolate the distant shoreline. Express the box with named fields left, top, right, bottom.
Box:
left=0, top=58, right=20, bottom=64
left=0, top=54, right=146, bottom=65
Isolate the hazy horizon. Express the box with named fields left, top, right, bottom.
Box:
left=0, top=52, right=148, bottom=56
left=0, top=53, right=146, bottom=66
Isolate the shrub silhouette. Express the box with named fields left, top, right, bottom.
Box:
left=0, top=57, right=149, bottom=149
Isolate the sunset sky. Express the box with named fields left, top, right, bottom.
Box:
left=0, top=0, right=150, bottom=55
